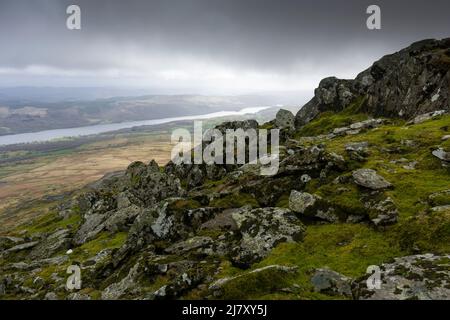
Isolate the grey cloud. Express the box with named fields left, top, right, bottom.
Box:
left=0, top=0, right=449, bottom=91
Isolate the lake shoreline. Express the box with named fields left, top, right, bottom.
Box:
left=0, top=106, right=272, bottom=147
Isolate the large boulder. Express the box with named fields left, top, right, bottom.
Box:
left=275, top=109, right=295, bottom=130
left=230, top=207, right=306, bottom=267
left=352, top=169, right=392, bottom=190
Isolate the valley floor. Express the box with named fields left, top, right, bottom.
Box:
left=0, top=132, right=173, bottom=232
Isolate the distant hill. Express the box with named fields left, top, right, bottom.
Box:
left=0, top=93, right=307, bottom=136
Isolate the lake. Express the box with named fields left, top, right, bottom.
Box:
left=0, top=107, right=270, bottom=146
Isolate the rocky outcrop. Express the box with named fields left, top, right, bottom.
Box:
left=73, top=160, right=184, bottom=245
left=230, top=207, right=306, bottom=267
left=296, top=38, right=450, bottom=127
left=354, top=254, right=450, bottom=300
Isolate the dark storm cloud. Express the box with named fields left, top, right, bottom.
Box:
left=0, top=0, right=449, bottom=91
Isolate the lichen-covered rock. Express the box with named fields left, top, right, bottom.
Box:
left=311, top=268, right=353, bottom=297
left=354, top=254, right=450, bottom=300
left=275, top=109, right=295, bottom=130
left=365, top=196, right=399, bottom=226
left=289, top=191, right=318, bottom=214
left=164, top=236, right=213, bottom=255
left=73, top=159, right=184, bottom=245
left=125, top=160, right=184, bottom=206
left=113, top=199, right=220, bottom=265
left=29, top=229, right=71, bottom=259
left=4, top=241, right=39, bottom=254
left=0, top=236, right=24, bottom=252
left=352, top=169, right=392, bottom=190
left=230, top=207, right=306, bottom=267
left=289, top=191, right=338, bottom=222
left=409, top=110, right=447, bottom=124
left=101, top=261, right=142, bottom=300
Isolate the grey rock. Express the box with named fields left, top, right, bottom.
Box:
left=74, top=213, right=105, bottom=245
left=5, top=241, right=39, bottom=253
left=289, top=191, right=336, bottom=221
left=289, top=191, right=318, bottom=214
left=165, top=236, right=213, bottom=255
left=428, top=189, right=450, bottom=206
left=366, top=197, right=399, bottom=226
left=352, top=169, right=392, bottom=190
left=200, top=209, right=238, bottom=231
left=44, top=292, right=58, bottom=300
left=67, top=292, right=92, bottom=300
left=300, top=174, right=312, bottom=183
left=8, top=255, right=69, bottom=271
left=432, top=148, right=450, bottom=162
left=275, top=109, right=295, bottom=130
left=345, top=141, right=369, bottom=152
left=187, top=165, right=205, bottom=188
left=29, top=229, right=71, bottom=259
left=230, top=207, right=305, bottom=266
left=355, top=254, right=450, bottom=300
left=311, top=268, right=352, bottom=297
left=430, top=205, right=450, bottom=212
left=0, top=236, right=24, bottom=252
left=409, top=110, right=447, bottom=124
left=101, top=262, right=142, bottom=300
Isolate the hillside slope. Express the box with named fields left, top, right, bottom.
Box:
left=0, top=39, right=449, bottom=300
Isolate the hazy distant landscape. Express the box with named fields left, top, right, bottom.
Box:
left=0, top=89, right=305, bottom=136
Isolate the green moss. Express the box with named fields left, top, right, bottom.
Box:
left=295, top=112, right=368, bottom=137
left=168, top=198, right=201, bottom=211
left=254, top=224, right=403, bottom=299
left=274, top=194, right=290, bottom=208
left=215, top=266, right=298, bottom=300
left=295, top=97, right=369, bottom=137
left=316, top=183, right=365, bottom=217
left=209, top=193, right=259, bottom=208
left=71, top=232, right=127, bottom=261
left=390, top=210, right=450, bottom=253
left=324, top=114, right=450, bottom=219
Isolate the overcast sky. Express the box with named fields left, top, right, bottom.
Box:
left=0, top=0, right=449, bottom=94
